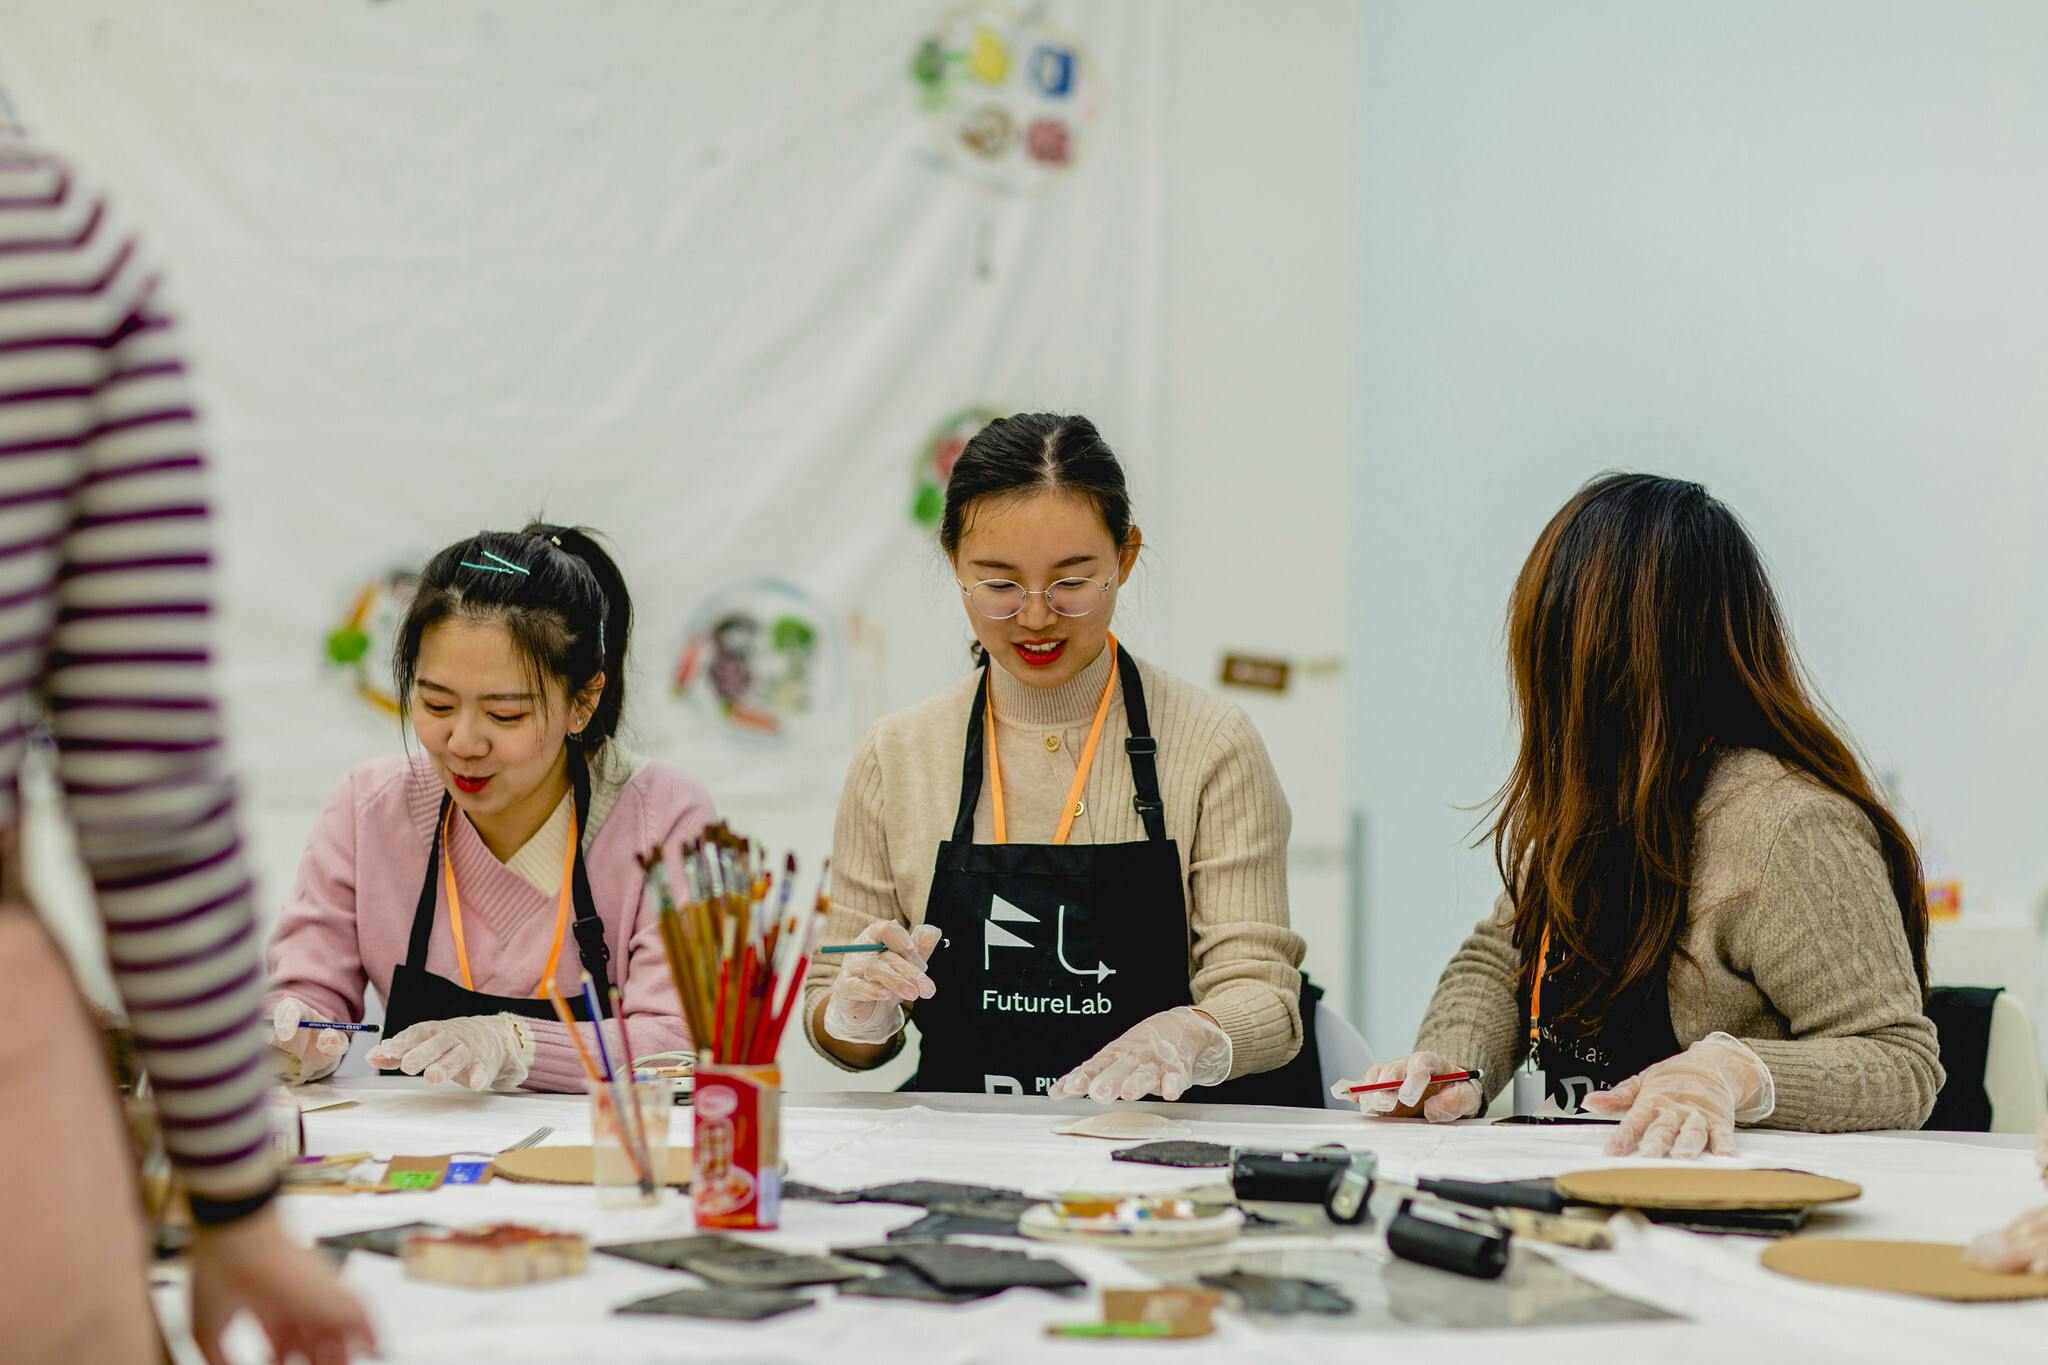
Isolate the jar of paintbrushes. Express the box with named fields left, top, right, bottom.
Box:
left=638, top=824, right=831, bottom=1231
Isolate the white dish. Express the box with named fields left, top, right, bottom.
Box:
left=1018, top=1201, right=1245, bottom=1249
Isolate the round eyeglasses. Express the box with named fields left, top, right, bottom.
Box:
left=958, top=575, right=1116, bottom=621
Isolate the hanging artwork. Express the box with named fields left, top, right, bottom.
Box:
left=323, top=567, right=420, bottom=716
left=669, top=581, right=843, bottom=743
left=911, top=404, right=1000, bottom=526
left=909, top=5, right=1100, bottom=196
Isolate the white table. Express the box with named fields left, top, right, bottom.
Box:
left=158, top=1080, right=2048, bottom=1364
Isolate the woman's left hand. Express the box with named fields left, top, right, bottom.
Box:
left=1051, top=1006, right=1233, bottom=1102
left=1583, top=1032, right=1775, bottom=1158
left=367, top=1014, right=534, bottom=1090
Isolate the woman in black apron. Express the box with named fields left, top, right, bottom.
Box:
left=1337, top=475, right=1938, bottom=1155
left=265, top=524, right=715, bottom=1091
left=804, top=414, right=1324, bottom=1107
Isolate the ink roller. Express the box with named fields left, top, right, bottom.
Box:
left=1229, top=1147, right=1375, bottom=1225
left=1227, top=1148, right=1515, bottom=1277
left=1385, top=1199, right=1512, bottom=1280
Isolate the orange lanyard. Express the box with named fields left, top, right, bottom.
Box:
left=441, top=798, right=577, bottom=995
left=983, top=633, right=1121, bottom=847
left=1528, top=923, right=1552, bottom=1048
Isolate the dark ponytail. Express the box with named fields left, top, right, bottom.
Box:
left=393, top=521, right=634, bottom=749
left=938, top=413, right=1134, bottom=561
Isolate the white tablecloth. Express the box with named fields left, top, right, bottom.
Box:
left=157, top=1079, right=2048, bottom=1364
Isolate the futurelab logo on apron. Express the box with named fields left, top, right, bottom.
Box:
left=975, top=890, right=1128, bottom=1094
left=980, top=894, right=1116, bottom=1013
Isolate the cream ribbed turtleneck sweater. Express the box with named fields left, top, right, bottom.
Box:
left=803, top=644, right=1305, bottom=1078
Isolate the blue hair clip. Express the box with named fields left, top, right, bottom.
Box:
left=480, top=550, right=530, bottom=575
left=459, top=560, right=516, bottom=575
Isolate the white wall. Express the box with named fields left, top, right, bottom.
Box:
left=1155, top=2, right=1363, bottom=1022
left=1353, top=1, right=2048, bottom=1051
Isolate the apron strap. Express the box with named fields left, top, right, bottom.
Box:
left=951, top=667, right=993, bottom=845
left=404, top=794, right=450, bottom=972
left=564, top=743, right=616, bottom=1019
left=951, top=653, right=1169, bottom=845
left=1116, top=648, right=1167, bottom=843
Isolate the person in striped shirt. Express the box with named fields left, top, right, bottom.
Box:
left=0, top=137, right=372, bottom=1361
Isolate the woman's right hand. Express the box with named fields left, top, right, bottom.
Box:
left=1331, top=1050, right=1481, bottom=1121
left=270, top=997, right=351, bottom=1083
left=189, top=1206, right=377, bottom=1365
left=821, top=921, right=943, bottom=1045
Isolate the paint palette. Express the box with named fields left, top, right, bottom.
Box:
left=1019, top=1194, right=1245, bottom=1249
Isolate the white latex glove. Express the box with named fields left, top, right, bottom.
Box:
left=366, top=1013, right=535, bottom=1090
left=1964, top=1118, right=2048, bottom=1275
left=1050, top=1006, right=1233, bottom=1102
left=268, top=997, right=351, bottom=1083
left=822, top=921, right=943, bottom=1045
left=1967, top=1206, right=2048, bottom=1276
left=1583, top=1031, right=1775, bottom=1158
left=1334, top=1049, right=1481, bottom=1122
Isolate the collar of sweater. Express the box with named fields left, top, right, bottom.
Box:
left=404, top=743, right=650, bottom=852
left=986, top=641, right=1118, bottom=729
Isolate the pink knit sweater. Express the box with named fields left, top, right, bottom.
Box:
left=264, top=748, right=714, bottom=1091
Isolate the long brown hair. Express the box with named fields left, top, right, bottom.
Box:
left=1491, top=474, right=1928, bottom=1026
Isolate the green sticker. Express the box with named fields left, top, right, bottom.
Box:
left=387, top=1170, right=440, bottom=1190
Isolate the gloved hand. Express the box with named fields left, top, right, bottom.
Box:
left=1963, top=1117, right=2048, bottom=1275
left=1967, top=1207, right=2048, bottom=1276
left=1583, top=1031, right=1775, bottom=1158
left=366, top=1013, right=535, bottom=1090
left=1334, top=1049, right=1481, bottom=1121
left=268, top=997, right=352, bottom=1084
left=1050, top=1006, right=1233, bottom=1102
left=821, top=921, right=942, bottom=1045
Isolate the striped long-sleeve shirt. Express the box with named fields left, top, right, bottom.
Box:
left=0, top=137, right=274, bottom=1216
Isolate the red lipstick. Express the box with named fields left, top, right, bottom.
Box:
left=1013, top=640, right=1067, bottom=668
left=452, top=773, right=491, bottom=795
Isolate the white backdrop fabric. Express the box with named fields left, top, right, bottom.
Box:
left=0, top=1, right=1171, bottom=902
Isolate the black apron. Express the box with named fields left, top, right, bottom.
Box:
left=1523, top=940, right=1681, bottom=1111
left=380, top=745, right=617, bottom=1050
left=907, top=649, right=1321, bottom=1107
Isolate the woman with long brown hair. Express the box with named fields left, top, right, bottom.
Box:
left=1337, top=474, right=1942, bottom=1157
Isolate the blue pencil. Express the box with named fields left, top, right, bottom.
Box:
left=578, top=972, right=616, bottom=1081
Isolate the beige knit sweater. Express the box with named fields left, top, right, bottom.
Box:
left=1416, top=748, right=1944, bottom=1132
left=803, top=645, right=1305, bottom=1078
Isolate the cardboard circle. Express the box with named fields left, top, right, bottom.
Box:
left=492, top=1146, right=693, bottom=1187
left=1762, top=1239, right=2048, bottom=1302
left=1554, top=1167, right=1861, bottom=1211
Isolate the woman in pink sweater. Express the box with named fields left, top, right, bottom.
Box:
left=266, top=524, right=714, bottom=1091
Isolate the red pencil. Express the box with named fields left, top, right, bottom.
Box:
left=1345, top=1069, right=1482, bottom=1096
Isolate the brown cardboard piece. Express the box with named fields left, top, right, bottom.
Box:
left=1761, top=1239, right=2048, bottom=1302
left=1104, top=1286, right=1221, bottom=1336
left=491, top=1145, right=693, bottom=1187
left=1554, top=1167, right=1861, bottom=1211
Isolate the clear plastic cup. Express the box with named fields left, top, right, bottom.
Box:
left=591, top=1077, right=672, bottom=1208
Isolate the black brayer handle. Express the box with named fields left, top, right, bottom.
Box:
left=1416, top=1177, right=1566, bottom=1215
